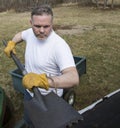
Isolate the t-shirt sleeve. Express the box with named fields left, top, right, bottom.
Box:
left=21, top=28, right=32, bottom=41
left=54, top=41, right=75, bottom=71
left=21, top=30, right=27, bottom=41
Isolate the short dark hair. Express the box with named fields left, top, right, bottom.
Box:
left=31, top=4, right=53, bottom=17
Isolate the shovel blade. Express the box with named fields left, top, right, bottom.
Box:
left=24, top=91, right=83, bottom=128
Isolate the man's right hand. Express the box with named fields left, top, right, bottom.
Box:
left=4, top=41, right=16, bottom=57
left=22, top=73, right=49, bottom=91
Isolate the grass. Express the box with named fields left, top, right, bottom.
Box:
left=0, top=4, right=120, bottom=122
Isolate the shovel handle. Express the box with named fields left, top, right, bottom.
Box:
left=3, top=39, right=47, bottom=111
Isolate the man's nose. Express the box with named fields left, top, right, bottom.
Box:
left=39, top=27, right=44, bottom=33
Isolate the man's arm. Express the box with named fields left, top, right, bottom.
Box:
left=48, top=67, right=79, bottom=88
left=12, top=32, right=23, bottom=44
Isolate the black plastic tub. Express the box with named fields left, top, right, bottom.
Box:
left=0, top=87, right=14, bottom=128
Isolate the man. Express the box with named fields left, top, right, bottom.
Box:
left=4, top=4, right=79, bottom=97
left=4, top=4, right=79, bottom=126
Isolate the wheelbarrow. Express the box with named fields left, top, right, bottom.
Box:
left=9, top=56, right=86, bottom=106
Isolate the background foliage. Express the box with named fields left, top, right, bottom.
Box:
left=1, top=0, right=119, bottom=12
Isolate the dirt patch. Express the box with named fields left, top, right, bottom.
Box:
left=54, top=25, right=95, bottom=35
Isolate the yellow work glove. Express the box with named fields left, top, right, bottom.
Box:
left=4, top=41, right=16, bottom=57
left=22, top=73, right=49, bottom=91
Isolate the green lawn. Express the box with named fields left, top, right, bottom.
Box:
left=0, top=4, right=120, bottom=122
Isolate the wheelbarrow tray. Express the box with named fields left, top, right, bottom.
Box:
left=9, top=56, right=86, bottom=94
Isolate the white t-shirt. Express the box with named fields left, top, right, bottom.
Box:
left=22, top=28, right=75, bottom=97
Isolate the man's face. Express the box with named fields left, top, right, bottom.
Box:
left=30, top=15, right=53, bottom=40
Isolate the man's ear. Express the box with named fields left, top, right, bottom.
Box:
left=30, top=19, right=32, bottom=25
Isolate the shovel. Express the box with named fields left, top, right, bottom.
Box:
left=3, top=40, right=83, bottom=128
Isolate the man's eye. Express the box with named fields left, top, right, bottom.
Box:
left=34, top=25, right=50, bottom=29
left=34, top=25, right=41, bottom=28
left=44, top=25, right=50, bottom=28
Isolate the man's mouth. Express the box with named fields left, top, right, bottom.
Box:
left=36, top=34, right=44, bottom=37
left=36, top=34, right=47, bottom=40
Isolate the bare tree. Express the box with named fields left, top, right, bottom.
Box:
left=111, top=0, right=114, bottom=8
left=94, top=0, right=114, bottom=9
left=94, top=0, right=107, bottom=8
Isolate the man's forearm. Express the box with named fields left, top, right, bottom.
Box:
left=48, top=67, right=79, bottom=89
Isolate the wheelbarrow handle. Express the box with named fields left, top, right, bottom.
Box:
left=3, top=39, right=47, bottom=111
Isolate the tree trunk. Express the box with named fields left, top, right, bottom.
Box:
left=111, top=0, right=114, bottom=8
